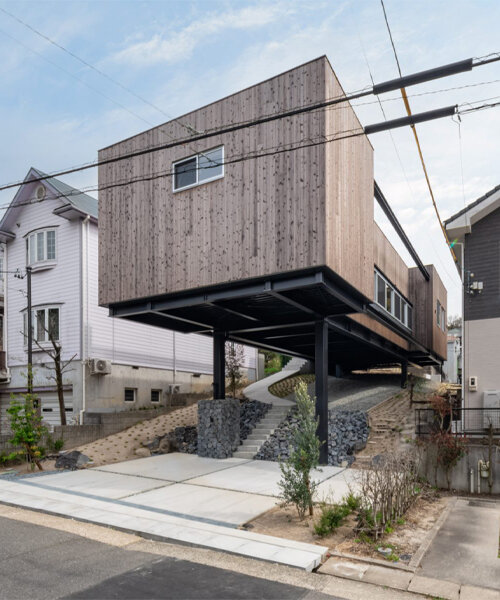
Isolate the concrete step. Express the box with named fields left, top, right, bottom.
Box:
left=232, top=451, right=256, bottom=459
left=241, top=442, right=260, bottom=450
left=252, top=428, right=275, bottom=434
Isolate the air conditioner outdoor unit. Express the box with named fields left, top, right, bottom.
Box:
left=89, top=358, right=112, bottom=375
left=483, top=390, right=500, bottom=429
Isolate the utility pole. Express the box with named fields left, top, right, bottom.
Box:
left=26, top=266, right=33, bottom=394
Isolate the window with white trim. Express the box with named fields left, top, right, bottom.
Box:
left=437, top=300, right=446, bottom=331
left=151, top=389, right=161, bottom=403
left=173, top=146, right=224, bottom=191
left=26, top=229, right=56, bottom=266
left=23, top=306, right=60, bottom=343
left=374, top=270, right=413, bottom=330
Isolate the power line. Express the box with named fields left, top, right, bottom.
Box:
left=0, top=6, right=198, bottom=136
left=380, top=0, right=458, bottom=263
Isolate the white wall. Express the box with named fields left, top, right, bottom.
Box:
left=464, top=316, right=500, bottom=408
left=6, top=197, right=81, bottom=368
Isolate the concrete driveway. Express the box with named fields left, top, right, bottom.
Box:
left=0, top=454, right=358, bottom=571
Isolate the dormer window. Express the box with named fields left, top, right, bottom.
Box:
left=173, top=146, right=224, bottom=192
left=26, top=228, right=56, bottom=266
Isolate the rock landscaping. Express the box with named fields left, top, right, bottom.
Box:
left=55, top=450, right=90, bottom=470
left=240, top=399, right=270, bottom=440
left=197, top=398, right=240, bottom=459
left=255, top=408, right=369, bottom=466
left=328, top=410, right=369, bottom=466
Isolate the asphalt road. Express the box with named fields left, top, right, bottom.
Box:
left=0, top=516, right=343, bottom=600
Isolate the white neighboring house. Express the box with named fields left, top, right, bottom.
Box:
left=0, top=168, right=257, bottom=430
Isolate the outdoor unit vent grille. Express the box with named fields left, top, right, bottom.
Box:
left=89, top=358, right=112, bottom=375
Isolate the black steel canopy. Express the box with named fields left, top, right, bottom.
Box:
left=109, top=267, right=441, bottom=371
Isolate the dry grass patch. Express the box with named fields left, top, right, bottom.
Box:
left=269, top=374, right=315, bottom=399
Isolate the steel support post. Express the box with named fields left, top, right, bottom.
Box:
left=213, top=331, right=226, bottom=399
left=401, top=361, right=408, bottom=389
left=315, top=320, right=329, bottom=465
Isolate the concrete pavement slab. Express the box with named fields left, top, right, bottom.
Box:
left=318, top=559, right=369, bottom=580
left=32, top=469, right=170, bottom=499
left=419, top=498, right=500, bottom=588
left=408, top=575, right=460, bottom=600
left=362, top=565, right=412, bottom=590
left=186, top=459, right=344, bottom=497
left=127, top=482, right=278, bottom=526
left=315, top=471, right=360, bottom=503
left=95, top=453, right=250, bottom=482
left=460, top=584, right=500, bottom=600
left=0, top=479, right=327, bottom=571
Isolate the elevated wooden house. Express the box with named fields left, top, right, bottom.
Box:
left=98, top=56, right=447, bottom=460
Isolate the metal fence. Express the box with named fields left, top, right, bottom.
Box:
left=415, top=407, right=500, bottom=437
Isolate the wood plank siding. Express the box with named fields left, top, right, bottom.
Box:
left=409, top=265, right=447, bottom=359
left=99, top=57, right=338, bottom=306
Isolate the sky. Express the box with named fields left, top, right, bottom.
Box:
left=1, top=0, right=500, bottom=317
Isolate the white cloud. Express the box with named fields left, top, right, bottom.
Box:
left=109, top=3, right=296, bottom=67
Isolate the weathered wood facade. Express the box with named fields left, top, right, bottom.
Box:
left=98, top=56, right=447, bottom=370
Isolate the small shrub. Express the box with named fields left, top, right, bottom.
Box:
left=314, top=504, right=351, bottom=537
left=54, top=439, right=64, bottom=452
left=343, top=492, right=361, bottom=511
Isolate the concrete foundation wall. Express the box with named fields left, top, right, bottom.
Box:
left=420, top=442, right=500, bottom=494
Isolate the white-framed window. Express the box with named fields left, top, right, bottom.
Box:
left=23, top=306, right=60, bottom=344
left=173, top=146, right=224, bottom=192
left=26, top=228, right=56, bottom=266
left=124, top=388, right=136, bottom=402
left=151, top=389, right=161, bottom=403
left=374, top=270, right=413, bottom=330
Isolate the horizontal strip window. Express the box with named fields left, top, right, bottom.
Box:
left=374, top=270, right=412, bottom=331
left=173, top=146, right=224, bottom=192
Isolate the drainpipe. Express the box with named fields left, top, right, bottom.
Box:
left=80, top=215, right=90, bottom=424
left=2, top=243, right=10, bottom=383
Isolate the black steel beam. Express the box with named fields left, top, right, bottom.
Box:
left=213, top=331, right=226, bottom=399
left=268, top=290, right=318, bottom=316
left=315, top=320, right=329, bottom=465
left=374, top=182, right=430, bottom=281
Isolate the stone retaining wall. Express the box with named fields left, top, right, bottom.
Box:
left=255, top=408, right=369, bottom=466
left=197, top=398, right=240, bottom=459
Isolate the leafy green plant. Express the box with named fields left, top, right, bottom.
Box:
left=7, top=392, right=48, bottom=471
left=343, top=492, right=361, bottom=511
left=278, top=381, right=321, bottom=518
left=314, top=503, right=351, bottom=537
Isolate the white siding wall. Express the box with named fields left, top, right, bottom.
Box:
left=6, top=198, right=81, bottom=367
left=87, top=224, right=256, bottom=373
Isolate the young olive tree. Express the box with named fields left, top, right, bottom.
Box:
left=278, top=381, right=321, bottom=518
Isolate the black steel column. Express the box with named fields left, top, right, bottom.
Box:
left=315, top=320, right=329, bottom=465
left=401, top=361, right=408, bottom=388
left=213, top=331, right=226, bottom=399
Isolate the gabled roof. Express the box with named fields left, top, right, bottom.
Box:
left=31, top=168, right=98, bottom=219
left=445, top=183, right=500, bottom=239
left=0, top=168, right=97, bottom=242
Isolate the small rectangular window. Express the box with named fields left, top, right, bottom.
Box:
left=174, top=157, right=197, bottom=190
left=199, top=147, right=223, bottom=182
left=386, top=286, right=393, bottom=314
left=48, top=308, right=59, bottom=341
left=377, top=275, right=385, bottom=306
left=394, top=295, right=401, bottom=320
left=36, top=309, right=46, bottom=342
left=173, top=146, right=224, bottom=191
left=407, top=305, right=413, bottom=330
left=46, top=230, right=56, bottom=260
left=151, top=389, right=161, bottom=403
left=124, top=388, right=136, bottom=402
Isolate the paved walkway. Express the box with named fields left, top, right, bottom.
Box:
left=420, top=497, right=500, bottom=591
left=0, top=454, right=358, bottom=571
